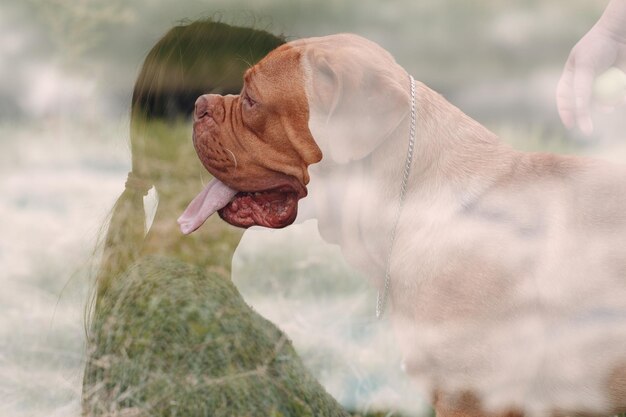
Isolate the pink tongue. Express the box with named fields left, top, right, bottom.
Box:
left=178, top=178, right=238, bottom=234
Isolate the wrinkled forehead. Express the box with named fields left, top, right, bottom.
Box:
left=243, top=43, right=305, bottom=88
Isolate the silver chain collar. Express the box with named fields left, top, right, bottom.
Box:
left=376, top=74, right=417, bottom=319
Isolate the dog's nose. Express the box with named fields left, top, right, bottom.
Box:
left=194, top=94, right=226, bottom=123
left=194, top=95, right=211, bottom=121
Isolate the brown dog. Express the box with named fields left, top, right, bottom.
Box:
left=179, top=34, right=626, bottom=417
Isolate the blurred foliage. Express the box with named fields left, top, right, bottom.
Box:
left=496, top=123, right=586, bottom=154
left=234, top=232, right=368, bottom=300
left=11, top=0, right=605, bottom=101
left=24, top=0, right=134, bottom=65
left=5, top=0, right=613, bottom=144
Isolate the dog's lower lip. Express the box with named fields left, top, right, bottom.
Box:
left=217, top=183, right=300, bottom=229
left=231, top=181, right=306, bottom=199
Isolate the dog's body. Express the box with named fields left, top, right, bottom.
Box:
left=181, top=34, right=626, bottom=417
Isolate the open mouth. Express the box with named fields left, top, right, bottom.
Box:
left=218, top=185, right=299, bottom=229
left=178, top=178, right=303, bottom=234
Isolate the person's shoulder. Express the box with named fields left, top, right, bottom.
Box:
left=114, top=254, right=241, bottom=304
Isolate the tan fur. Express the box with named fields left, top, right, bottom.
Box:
left=608, top=364, right=626, bottom=414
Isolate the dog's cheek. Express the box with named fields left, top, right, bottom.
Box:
left=241, top=104, right=269, bottom=137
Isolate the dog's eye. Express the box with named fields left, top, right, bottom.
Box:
left=242, top=92, right=257, bottom=108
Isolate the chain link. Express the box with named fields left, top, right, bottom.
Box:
left=376, top=74, right=417, bottom=319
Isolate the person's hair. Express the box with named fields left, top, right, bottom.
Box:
left=90, top=19, right=285, bottom=317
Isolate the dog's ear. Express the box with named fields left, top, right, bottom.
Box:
left=306, top=50, right=342, bottom=119
left=303, top=37, right=410, bottom=164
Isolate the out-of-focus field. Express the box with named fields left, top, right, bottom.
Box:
left=1, top=0, right=625, bottom=416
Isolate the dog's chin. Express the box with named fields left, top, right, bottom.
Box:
left=217, top=186, right=300, bottom=229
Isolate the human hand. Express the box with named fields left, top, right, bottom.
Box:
left=557, top=21, right=626, bottom=135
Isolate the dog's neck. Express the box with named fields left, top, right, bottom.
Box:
left=392, top=81, right=514, bottom=204
left=333, top=80, right=516, bottom=286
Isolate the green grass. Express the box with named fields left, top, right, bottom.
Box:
left=83, top=256, right=351, bottom=417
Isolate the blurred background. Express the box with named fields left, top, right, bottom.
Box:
left=1, top=0, right=624, bottom=416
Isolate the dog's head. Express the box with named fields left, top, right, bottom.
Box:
left=179, top=34, right=409, bottom=233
